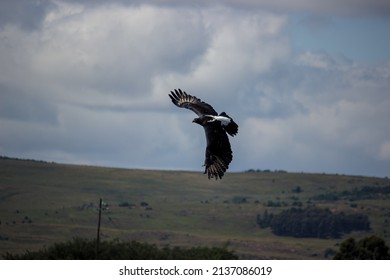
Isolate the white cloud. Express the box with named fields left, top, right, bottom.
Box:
left=222, top=40, right=390, bottom=173
left=153, top=8, right=290, bottom=113
left=295, top=51, right=336, bottom=69
left=379, top=142, right=390, bottom=161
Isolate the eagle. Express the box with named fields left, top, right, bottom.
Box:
left=169, top=89, right=238, bottom=179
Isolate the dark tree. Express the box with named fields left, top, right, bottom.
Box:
left=257, top=206, right=370, bottom=238
left=334, top=235, right=390, bottom=260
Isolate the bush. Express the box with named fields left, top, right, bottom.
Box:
left=334, top=235, right=390, bottom=260
left=231, top=196, right=248, bottom=204
left=3, top=238, right=238, bottom=260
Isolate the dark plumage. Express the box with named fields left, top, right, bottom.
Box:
left=169, top=89, right=238, bottom=179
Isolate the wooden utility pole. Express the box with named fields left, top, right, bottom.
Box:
left=96, top=198, right=102, bottom=259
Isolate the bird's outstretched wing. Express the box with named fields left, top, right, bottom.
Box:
left=203, top=122, right=233, bottom=179
left=169, top=89, right=218, bottom=117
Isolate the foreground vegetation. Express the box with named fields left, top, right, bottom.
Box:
left=4, top=238, right=237, bottom=260
left=4, top=235, right=388, bottom=260
left=334, top=235, right=390, bottom=260
left=1, top=157, right=390, bottom=259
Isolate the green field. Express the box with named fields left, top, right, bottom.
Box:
left=1, top=158, right=389, bottom=259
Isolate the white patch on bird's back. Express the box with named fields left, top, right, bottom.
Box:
left=205, top=115, right=231, bottom=126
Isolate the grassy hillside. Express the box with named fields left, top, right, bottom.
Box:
left=0, top=157, right=389, bottom=259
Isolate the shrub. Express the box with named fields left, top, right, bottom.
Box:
left=334, top=235, right=390, bottom=260
left=3, top=238, right=238, bottom=260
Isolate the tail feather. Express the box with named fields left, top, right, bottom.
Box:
left=204, top=155, right=228, bottom=180
left=220, top=112, right=238, bottom=137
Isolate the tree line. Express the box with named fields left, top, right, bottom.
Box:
left=257, top=206, right=370, bottom=238
left=311, top=185, right=390, bottom=201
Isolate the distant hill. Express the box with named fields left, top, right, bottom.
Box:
left=1, top=157, right=389, bottom=259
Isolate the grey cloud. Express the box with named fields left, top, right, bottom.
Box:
left=1, top=0, right=389, bottom=34
left=0, top=84, right=58, bottom=125
left=237, top=53, right=390, bottom=176
left=63, top=0, right=390, bottom=16
left=1, top=2, right=389, bottom=177
left=0, top=4, right=210, bottom=111
left=0, top=0, right=54, bottom=30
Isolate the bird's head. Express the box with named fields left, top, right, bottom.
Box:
left=192, top=117, right=202, bottom=125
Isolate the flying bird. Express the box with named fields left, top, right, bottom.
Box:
left=169, top=89, right=238, bottom=179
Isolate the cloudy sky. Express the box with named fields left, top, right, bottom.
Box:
left=1, top=0, right=390, bottom=177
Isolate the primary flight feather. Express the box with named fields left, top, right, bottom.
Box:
left=169, top=89, right=238, bottom=179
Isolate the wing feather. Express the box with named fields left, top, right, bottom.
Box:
left=169, top=89, right=217, bottom=117
left=203, top=122, right=233, bottom=179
